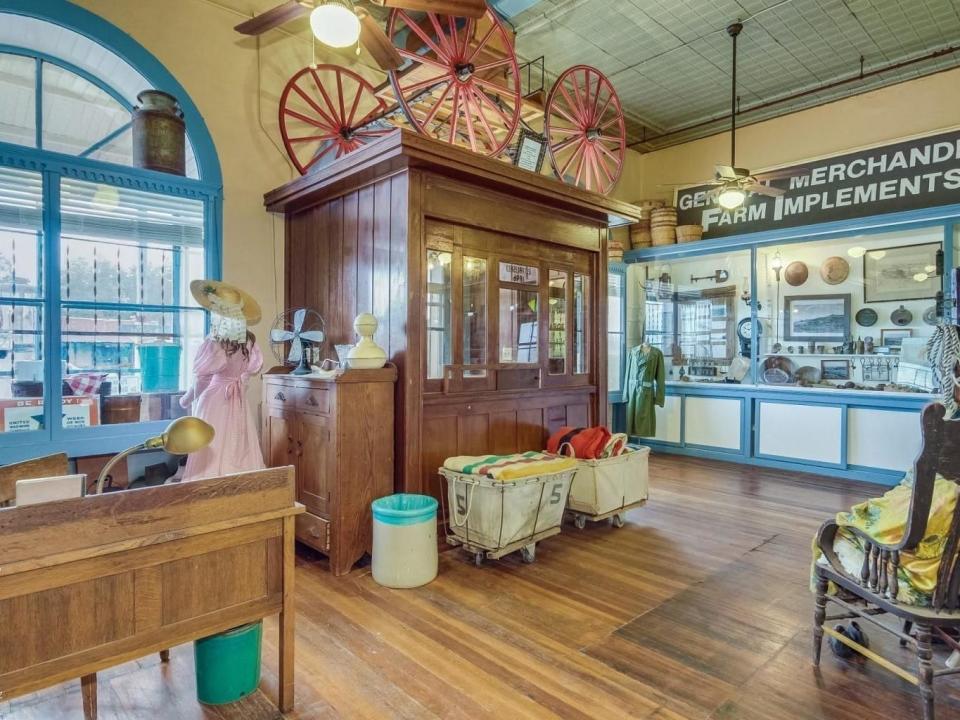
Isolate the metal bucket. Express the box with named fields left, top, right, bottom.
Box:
left=133, top=90, right=186, bottom=176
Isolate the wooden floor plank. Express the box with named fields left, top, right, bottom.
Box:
left=3, top=454, right=958, bottom=719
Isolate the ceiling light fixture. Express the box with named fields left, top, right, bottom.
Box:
left=310, top=0, right=361, bottom=48
left=718, top=185, right=746, bottom=209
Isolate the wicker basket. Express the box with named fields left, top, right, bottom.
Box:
left=629, top=219, right=652, bottom=249
left=675, top=224, right=704, bottom=243
left=650, top=207, right=678, bottom=246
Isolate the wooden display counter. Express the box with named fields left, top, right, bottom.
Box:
left=0, top=467, right=302, bottom=718
left=265, top=129, right=641, bottom=500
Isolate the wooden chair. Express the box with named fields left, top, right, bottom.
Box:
left=0, top=452, right=69, bottom=507
left=814, top=402, right=960, bottom=720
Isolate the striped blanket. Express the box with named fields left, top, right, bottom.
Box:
left=443, top=452, right=576, bottom=480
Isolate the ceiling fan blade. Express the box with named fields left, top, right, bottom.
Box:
left=299, top=330, right=327, bottom=343
left=715, top=164, right=738, bottom=180
left=234, top=0, right=311, bottom=35
left=658, top=180, right=721, bottom=188
left=753, top=166, right=807, bottom=181
left=372, top=0, right=488, bottom=18
left=744, top=182, right=786, bottom=197
left=357, top=9, right=403, bottom=71
left=270, top=329, right=296, bottom=343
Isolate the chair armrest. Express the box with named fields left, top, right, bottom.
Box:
left=816, top=519, right=904, bottom=601
left=816, top=520, right=854, bottom=580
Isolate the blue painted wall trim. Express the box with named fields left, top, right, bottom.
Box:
left=0, top=0, right=223, bottom=189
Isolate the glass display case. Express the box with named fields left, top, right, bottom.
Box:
left=423, top=233, right=594, bottom=393
left=626, top=250, right=753, bottom=384
left=755, top=226, right=942, bottom=394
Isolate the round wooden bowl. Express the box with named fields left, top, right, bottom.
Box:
left=675, top=225, right=703, bottom=243
left=651, top=227, right=676, bottom=246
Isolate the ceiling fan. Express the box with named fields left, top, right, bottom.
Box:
left=234, top=0, right=488, bottom=71
left=693, top=22, right=799, bottom=210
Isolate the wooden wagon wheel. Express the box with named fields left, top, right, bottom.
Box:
left=279, top=65, right=391, bottom=175
left=386, top=5, right=522, bottom=157
left=544, top=65, right=625, bottom=195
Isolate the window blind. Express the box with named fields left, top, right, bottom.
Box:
left=0, top=167, right=43, bottom=232
left=60, top=178, right=204, bottom=247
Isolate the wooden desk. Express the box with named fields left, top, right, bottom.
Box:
left=0, top=467, right=302, bottom=718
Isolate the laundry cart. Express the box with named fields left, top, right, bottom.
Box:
left=566, top=445, right=649, bottom=529
left=440, top=457, right=576, bottom=566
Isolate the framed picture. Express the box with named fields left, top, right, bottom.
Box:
left=820, top=359, right=850, bottom=381
left=863, top=243, right=940, bottom=303
left=880, top=328, right=912, bottom=349
left=783, top=294, right=851, bottom=342
left=513, top=128, right=546, bottom=173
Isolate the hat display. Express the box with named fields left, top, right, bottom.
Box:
left=784, top=261, right=808, bottom=287
left=190, top=280, right=262, bottom=324
left=820, top=256, right=849, bottom=285
left=191, top=280, right=262, bottom=343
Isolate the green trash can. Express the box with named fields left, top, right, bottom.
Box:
left=193, top=621, right=263, bottom=705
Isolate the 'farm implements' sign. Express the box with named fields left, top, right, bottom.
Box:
left=676, top=129, right=960, bottom=239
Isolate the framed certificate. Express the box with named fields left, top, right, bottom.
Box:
left=513, top=128, right=546, bottom=173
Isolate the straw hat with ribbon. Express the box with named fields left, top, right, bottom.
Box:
left=190, top=279, right=262, bottom=342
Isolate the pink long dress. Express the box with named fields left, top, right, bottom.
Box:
left=179, top=337, right=265, bottom=481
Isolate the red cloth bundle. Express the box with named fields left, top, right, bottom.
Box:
left=546, top=426, right=612, bottom=460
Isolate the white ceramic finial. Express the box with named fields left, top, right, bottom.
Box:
left=347, top=313, right=387, bottom=369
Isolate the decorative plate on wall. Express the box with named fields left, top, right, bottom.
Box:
left=891, top=305, right=913, bottom=326
left=820, top=256, right=849, bottom=285
left=923, top=306, right=938, bottom=325
left=784, top=261, right=808, bottom=286
left=855, top=308, right=878, bottom=326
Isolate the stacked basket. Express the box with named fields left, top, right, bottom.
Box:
left=628, top=199, right=665, bottom=250
left=650, top=207, right=678, bottom=246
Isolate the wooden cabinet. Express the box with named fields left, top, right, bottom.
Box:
left=265, top=130, right=641, bottom=500
left=262, top=367, right=396, bottom=576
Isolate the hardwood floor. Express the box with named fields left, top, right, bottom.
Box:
left=4, top=454, right=959, bottom=719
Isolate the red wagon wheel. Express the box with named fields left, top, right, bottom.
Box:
left=387, top=5, right=522, bottom=157
left=279, top=65, right=391, bottom=175
left=544, top=65, right=626, bottom=195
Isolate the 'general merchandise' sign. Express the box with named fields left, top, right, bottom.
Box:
left=676, top=129, right=960, bottom=239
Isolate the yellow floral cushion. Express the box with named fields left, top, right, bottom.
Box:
left=813, top=471, right=959, bottom=606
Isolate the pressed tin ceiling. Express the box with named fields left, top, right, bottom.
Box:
left=504, top=0, right=960, bottom=152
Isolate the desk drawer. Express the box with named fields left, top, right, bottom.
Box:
left=297, top=387, right=330, bottom=414
left=266, top=384, right=296, bottom=409
left=295, top=511, right=330, bottom=552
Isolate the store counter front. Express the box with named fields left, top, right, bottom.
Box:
left=632, top=380, right=932, bottom=484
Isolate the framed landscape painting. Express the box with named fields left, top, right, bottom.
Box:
left=863, top=243, right=940, bottom=303
left=783, top=294, right=851, bottom=342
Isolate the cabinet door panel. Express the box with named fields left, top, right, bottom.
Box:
left=265, top=408, right=297, bottom=470
left=298, top=413, right=332, bottom=516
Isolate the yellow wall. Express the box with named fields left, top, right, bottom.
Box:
left=72, top=0, right=368, bottom=399
left=617, top=66, right=960, bottom=205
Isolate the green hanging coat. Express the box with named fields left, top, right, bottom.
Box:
left=624, top=345, right=666, bottom=437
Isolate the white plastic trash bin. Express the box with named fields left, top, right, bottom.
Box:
left=371, top=494, right=439, bottom=588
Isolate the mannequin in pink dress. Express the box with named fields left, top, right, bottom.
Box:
left=180, top=280, right=265, bottom=481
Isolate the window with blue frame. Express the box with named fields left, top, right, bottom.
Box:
left=0, top=6, right=220, bottom=454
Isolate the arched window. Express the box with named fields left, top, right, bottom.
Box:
left=0, top=1, right=222, bottom=462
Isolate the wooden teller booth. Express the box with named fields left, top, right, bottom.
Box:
left=265, top=129, right=640, bottom=506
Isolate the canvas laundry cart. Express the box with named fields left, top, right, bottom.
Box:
left=440, top=453, right=577, bottom=566
left=566, top=445, right=650, bottom=528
